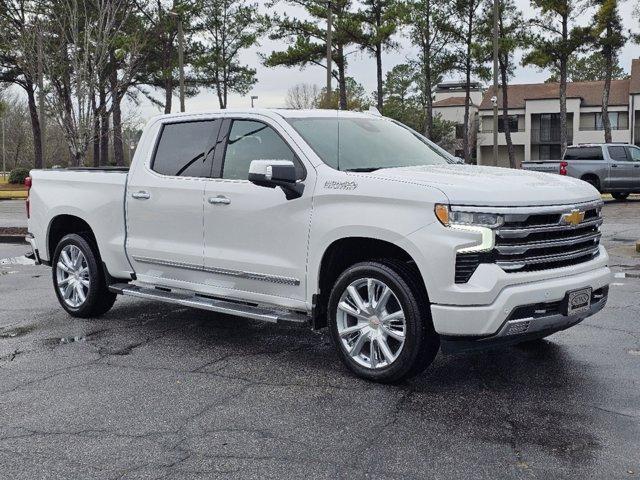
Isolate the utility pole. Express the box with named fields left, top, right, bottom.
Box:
left=169, top=11, right=186, bottom=112
left=492, top=0, right=499, bottom=167
left=177, top=16, right=186, bottom=112
left=326, top=1, right=332, bottom=108
left=37, top=24, right=45, bottom=168
left=251, top=96, right=258, bottom=108
left=1, top=118, right=5, bottom=181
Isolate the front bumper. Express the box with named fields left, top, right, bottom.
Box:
left=430, top=264, right=612, bottom=338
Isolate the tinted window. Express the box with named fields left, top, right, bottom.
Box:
left=628, top=146, right=640, bottom=162
left=222, top=120, right=300, bottom=180
left=152, top=120, right=219, bottom=177
left=608, top=146, right=628, bottom=161
left=564, top=147, right=603, bottom=161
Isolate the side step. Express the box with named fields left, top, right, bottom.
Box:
left=109, top=283, right=309, bottom=326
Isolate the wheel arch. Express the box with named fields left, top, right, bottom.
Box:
left=312, top=235, right=427, bottom=329
left=47, top=214, right=98, bottom=262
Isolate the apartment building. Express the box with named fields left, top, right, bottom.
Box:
left=476, top=58, right=640, bottom=167
left=432, top=81, right=483, bottom=158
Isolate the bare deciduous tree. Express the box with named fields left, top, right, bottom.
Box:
left=285, top=83, right=320, bottom=109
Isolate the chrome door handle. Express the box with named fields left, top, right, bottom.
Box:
left=131, top=191, right=150, bottom=200
left=208, top=195, right=231, bottom=205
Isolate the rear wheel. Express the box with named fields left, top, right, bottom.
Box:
left=52, top=233, right=116, bottom=317
left=581, top=176, right=600, bottom=192
left=612, top=192, right=630, bottom=201
left=327, top=260, right=439, bottom=383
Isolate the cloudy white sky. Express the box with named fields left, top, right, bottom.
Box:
left=128, top=0, right=640, bottom=122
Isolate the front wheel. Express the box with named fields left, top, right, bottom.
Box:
left=611, top=192, right=630, bottom=201
left=52, top=233, right=117, bottom=318
left=327, top=260, right=439, bottom=383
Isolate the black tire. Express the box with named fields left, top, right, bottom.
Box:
left=51, top=233, right=117, bottom=318
left=581, top=176, right=600, bottom=192
left=611, top=192, right=630, bottom=201
left=327, top=260, right=439, bottom=383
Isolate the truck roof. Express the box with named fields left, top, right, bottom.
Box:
left=567, top=143, right=630, bottom=148
left=151, top=108, right=380, bottom=121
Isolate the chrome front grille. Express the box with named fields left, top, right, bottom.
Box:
left=493, top=201, right=603, bottom=272
left=453, top=200, right=603, bottom=282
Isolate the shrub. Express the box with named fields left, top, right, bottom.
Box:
left=8, top=167, right=30, bottom=185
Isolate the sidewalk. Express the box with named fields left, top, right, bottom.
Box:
left=0, top=200, right=27, bottom=243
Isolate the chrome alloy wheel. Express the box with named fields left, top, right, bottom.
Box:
left=336, top=278, right=406, bottom=369
left=55, top=245, right=90, bottom=308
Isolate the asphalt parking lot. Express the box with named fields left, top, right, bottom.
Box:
left=1, top=199, right=639, bottom=479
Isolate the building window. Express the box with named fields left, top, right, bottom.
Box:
left=538, top=144, right=562, bottom=160
left=498, top=115, right=519, bottom=133
left=455, top=124, right=465, bottom=139
left=595, top=112, right=620, bottom=130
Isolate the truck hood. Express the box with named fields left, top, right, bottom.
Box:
left=367, top=164, right=600, bottom=206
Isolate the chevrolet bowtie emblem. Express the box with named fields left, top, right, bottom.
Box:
left=561, top=209, right=585, bottom=227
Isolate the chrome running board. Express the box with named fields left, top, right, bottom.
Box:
left=109, top=283, right=309, bottom=326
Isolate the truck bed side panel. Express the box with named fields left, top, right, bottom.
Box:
left=28, top=170, right=132, bottom=278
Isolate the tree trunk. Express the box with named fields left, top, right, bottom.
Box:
left=601, top=37, right=613, bottom=143
left=164, top=76, right=173, bottom=114
left=423, top=0, right=433, bottom=139
left=499, top=56, right=516, bottom=168
left=375, top=44, right=383, bottom=113
left=92, top=107, right=100, bottom=167
left=112, top=93, right=125, bottom=166
left=99, top=85, right=109, bottom=166
left=337, top=44, right=347, bottom=110
left=25, top=81, right=43, bottom=169
left=559, top=14, right=568, bottom=156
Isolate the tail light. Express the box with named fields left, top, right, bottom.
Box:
left=25, top=176, right=32, bottom=219
left=559, top=161, right=568, bottom=176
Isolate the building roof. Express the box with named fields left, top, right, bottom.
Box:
left=432, top=97, right=473, bottom=107
left=478, top=78, right=631, bottom=110
left=630, top=59, right=640, bottom=94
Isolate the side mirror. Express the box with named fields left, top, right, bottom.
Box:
left=248, top=160, right=304, bottom=200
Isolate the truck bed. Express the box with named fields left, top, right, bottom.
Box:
left=27, top=168, right=131, bottom=278
left=521, top=160, right=561, bottom=174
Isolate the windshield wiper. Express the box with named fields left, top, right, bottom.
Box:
left=344, top=166, right=405, bottom=172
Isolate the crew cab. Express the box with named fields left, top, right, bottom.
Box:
left=522, top=143, right=640, bottom=201
left=25, top=109, right=612, bottom=382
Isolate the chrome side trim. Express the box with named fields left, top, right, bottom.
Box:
left=131, top=255, right=301, bottom=286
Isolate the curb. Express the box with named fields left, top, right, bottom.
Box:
left=0, top=235, right=27, bottom=244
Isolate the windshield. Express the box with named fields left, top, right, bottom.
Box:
left=287, top=116, right=449, bottom=171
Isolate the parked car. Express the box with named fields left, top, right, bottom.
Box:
left=25, top=109, right=611, bottom=382
left=522, top=143, right=640, bottom=201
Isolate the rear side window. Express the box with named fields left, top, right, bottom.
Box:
left=564, top=147, right=603, bottom=161
left=222, top=120, right=302, bottom=180
left=152, top=120, right=219, bottom=177
left=608, top=146, right=628, bottom=161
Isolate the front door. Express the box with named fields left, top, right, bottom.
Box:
left=607, top=145, right=635, bottom=189
left=627, top=145, right=640, bottom=190
left=202, top=117, right=314, bottom=307
left=126, top=118, right=221, bottom=285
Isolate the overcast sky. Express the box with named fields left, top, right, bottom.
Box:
left=127, top=0, right=640, bottom=122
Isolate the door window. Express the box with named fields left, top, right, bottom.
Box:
left=152, top=120, right=220, bottom=177
left=222, top=120, right=301, bottom=180
left=608, top=146, right=629, bottom=161
left=628, top=146, right=640, bottom=162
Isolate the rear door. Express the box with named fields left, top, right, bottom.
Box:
left=126, top=117, right=221, bottom=285
left=202, top=116, right=314, bottom=307
left=607, top=145, right=635, bottom=189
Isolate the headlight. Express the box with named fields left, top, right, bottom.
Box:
left=435, top=204, right=501, bottom=253
left=435, top=204, right=504, bottom=228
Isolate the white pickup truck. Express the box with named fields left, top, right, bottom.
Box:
left=26, top=109, right=611, bottom=382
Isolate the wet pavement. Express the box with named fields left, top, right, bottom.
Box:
left=0, top=199, right=639, bottom=479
